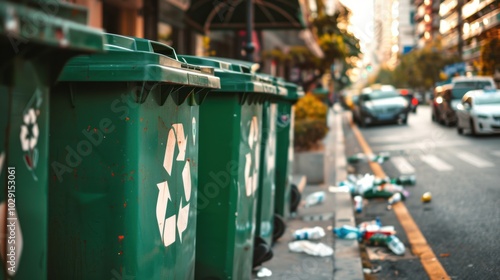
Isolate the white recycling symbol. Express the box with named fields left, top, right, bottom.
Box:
left=244, top=116, right=260, bottom=197
left=156, top=123, right=191, bottom=248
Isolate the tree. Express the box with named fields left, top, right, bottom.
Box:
left=373, top=39, right=461, bottom=89
left=479, top=37, right=500, bottom=76
left=262, top=1, right=362, bottom=91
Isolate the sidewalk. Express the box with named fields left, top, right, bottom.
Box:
left=258, top=105, right=364, bottom=279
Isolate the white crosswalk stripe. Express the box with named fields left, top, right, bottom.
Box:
left=456, top=152, right=494, bottom=168
left=391, top=156, right=416, bottom=174
left=420, top=155, right=454, bottom=171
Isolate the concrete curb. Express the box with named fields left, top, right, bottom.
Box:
left=331, top=105, right=364, bottom=280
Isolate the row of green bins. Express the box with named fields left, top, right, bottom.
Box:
left=274, top=79, right=304, bottom=219
left=0, top=1, right=105, bottom=278
left=48, top=34, right=220, bottom=279
left=178, top=55, right=278, bottom=279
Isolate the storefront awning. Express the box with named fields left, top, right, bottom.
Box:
left=185, top=0, right=307, bottom=33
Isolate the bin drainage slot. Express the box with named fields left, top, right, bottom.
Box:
left=171, top=86, right=193, bottom=106
left=193, top=87, right=211, bottom=105
left=69, top=83, right=76, bottom=108
left=157, top=85, right=175, bottom=106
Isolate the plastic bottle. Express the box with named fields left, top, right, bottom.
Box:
left=387, top=192, right=402, bottom=206
left=391, top=175, right=416, bottom=186
left=333, top=225, right=360, bottom=240
left=304, top=191, right=325, bottom=208
left=347, top=153, right=366, bottom=164
left=354, top=196, right=363, bottom=213
left=293, top=226, right=326, bottom=240
left=386, top=235, right=405, bottom=255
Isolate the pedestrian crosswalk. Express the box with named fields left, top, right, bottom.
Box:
left=420, top=154, right=454, bottom=171
left=456, top=152, right=495, bottom=168
left=386, top=152, right=497, bottom=173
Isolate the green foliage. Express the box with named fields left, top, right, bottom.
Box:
left=373, top=40, right=461, bottom=89
left=479, top=37, right=500, bottom=76
left=294, top=94, right=329, bottom=150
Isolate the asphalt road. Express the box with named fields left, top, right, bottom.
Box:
left=343, top=105, right=500, bottom=279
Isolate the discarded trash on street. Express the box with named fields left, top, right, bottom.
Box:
left=354, top=195, right=363, bottom=213
left=386, top=235, right=405, bottom=255
left=288, top=241, right=334, bottom=257
left=293, top=226, right=326, bottom=240
left=366, top=233, right=389, bottom=246
left=387, top=192, right=403, bottom=210
left=347, top=153, right=367, bottom=164
left=337, top=173, right=409, bottom=199
left=333, top=225, right=361, bottom=240
left=347, top=152, right=390, bottom=164
left=255, top=267, right=273, bottom=278
left=421, top=192, right=432, bottom=203
left=374, top=175, right=417, bottom=186
left=304, top=191, right=325, bottom=208
left=363, top=265, right=382, bottom=274
left=370, top=152, right=390, bottom=164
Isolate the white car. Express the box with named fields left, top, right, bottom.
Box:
left=456, top=89, right=500, bottom=135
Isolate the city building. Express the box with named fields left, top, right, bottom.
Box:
left=374, top=0, right=394, bottom=66
left=461, top=0, right=500, bottom=75
left=414, top=0, right=441, bottom=48
left=398, top=0, right=417, bottom=54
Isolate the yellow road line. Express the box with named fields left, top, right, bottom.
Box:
left=350, top=121, right=450, bottom=280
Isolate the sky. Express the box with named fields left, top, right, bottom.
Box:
left=339, top=0, right=375, bottom=54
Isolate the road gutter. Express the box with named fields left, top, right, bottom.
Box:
left=350, top=121, right=451, bottom=280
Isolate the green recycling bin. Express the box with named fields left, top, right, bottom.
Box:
left=179, top=55, right=277, bottom=279
left=0, top=1, right=104, bottom=279
left=274, top=79, right=304, bottom=219
left=254, top=74, right=286, bottom=251
left=47, top=34, right=220, bottom=279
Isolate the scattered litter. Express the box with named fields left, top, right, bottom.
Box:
left=288, top=241, right=334, bottom=257
left=326, top=225, right=333, bottom=231
left=354, top=195, right=363, bottom=213
left=363, top=265, right=382, bottom=274
left=337, top=173, right=410, bottom=200
left=255, top=267, right=272, bottom=278
left=421, top=192, right=432, bottom=203
left=439, top=253, right=450, bottom=258
left=387, top=192, right=403, bottom=210
left=347, top=152, right=391, bottom=164
left=333, top=225, right=361, bottom=240
left=370, top=152, right=390, bottom=164
left=386, top=235, right=405, bottom=255
left=347, top=153, right=367, bottom=164
left=304, top=191, right=325, bottom=208
left=293, top=226, right=325, bottom=240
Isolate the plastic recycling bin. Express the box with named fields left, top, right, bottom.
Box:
left=47, top=34, right=220, bottom=279
left=254, top=74, right=286, bottom=251
left=274, top=79, right=304, bottom=219
left=179, top=55, right=277, bottom=279
left=0, top=1, right=104, bottom=278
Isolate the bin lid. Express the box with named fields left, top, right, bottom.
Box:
left=276, top=78, right=304, bottom=102
left=57, top=33, right=220, bottom=90
left=0, top=1, right=105, bottom=52
left=178, top=55, right=277, bottom=95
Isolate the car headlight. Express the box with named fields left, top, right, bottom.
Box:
left=476, top=114, right=489, bottom=119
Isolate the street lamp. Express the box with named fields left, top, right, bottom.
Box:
left=244, top=0, right=255, bottom=62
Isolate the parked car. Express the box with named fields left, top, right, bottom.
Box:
left=432, top=76, right=497, bottom=126
left=456, top=89, right=500, bottom=135
left=352, top=85, right=410, bottom=127
left=398, top=88, right=419, bottom=113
